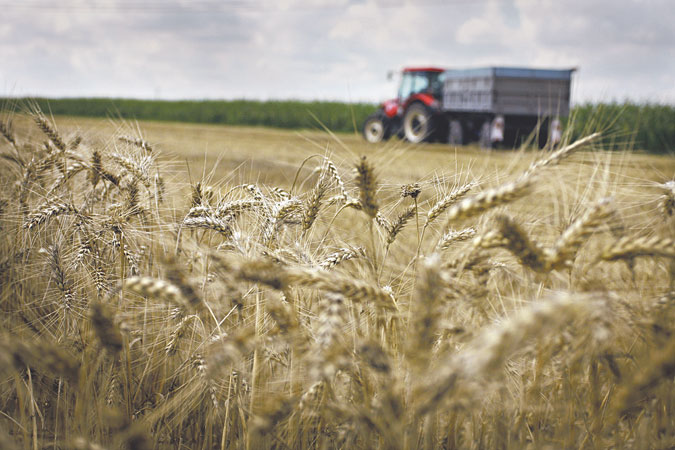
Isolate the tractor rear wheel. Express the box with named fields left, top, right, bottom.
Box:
left=403, top=103, right=433, bottom=144
left=363, top=112, right=390, bottom=143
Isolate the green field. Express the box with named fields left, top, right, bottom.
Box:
left=1, top=114, right=674, bottom=449
left=3, top=97, right=674, bottom=153
left=3, top=97, right=377, bottom=137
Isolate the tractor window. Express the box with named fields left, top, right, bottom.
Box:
left=429, top=72, right=442, bottom=96
left=411, top=74, right=429, bottom=94
left=398, top=72, right=414, bottom=99
left=399, top=71, right=442, bottom=99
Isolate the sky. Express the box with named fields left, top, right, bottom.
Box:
left=2, top=0, right=674, bottom=104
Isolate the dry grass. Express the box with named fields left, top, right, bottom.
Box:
left=1, top=111, right=674, bottom=449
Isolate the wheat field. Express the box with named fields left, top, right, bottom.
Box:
left=0, top=110, right=674, bottom=449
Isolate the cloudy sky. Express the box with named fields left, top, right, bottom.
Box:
left=2, top=0, right=674, bottom=104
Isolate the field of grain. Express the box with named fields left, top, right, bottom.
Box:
left=5, top=98, right=675, bottom=154
left=1, top=111, right=674, bottom=449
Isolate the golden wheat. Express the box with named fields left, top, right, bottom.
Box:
left=1, top=116, right=673, bottom=449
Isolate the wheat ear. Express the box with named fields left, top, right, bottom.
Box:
left=444, top=178, right=530, bottom=224
left=33, top=113, right=67, bottom=152
left=111, top=153, right=152, bottom=187
left=355, top=156, right=379, bottom=219
left=598, top=235, right=675, bottom=262
left=185, top=215, right=233, bottom=236
left=24, top=200, right=81, bottom=230
left=90, top=302, right=123, bottom=354
left=547, top=197, right=614, bottom=269
left=657, top=180, right=675, bottom=218
left=41, top=245, right=76, bottom=314
left=418, top=293, right=589, bottom=415
left=120, top=276, right=190, bottom=308
left=118, top=135, right=153, bottom=153
left=302, top=172, right=330, bottom=233
left=319, top=246, right=366, bottom=270
left=48, top=162, right=89, bottom=195
left=425, top=181, right=476, bottom=227
left=324, top=157, right=348, bottom=200
left=520, top=132, right=601, bottom=179
left=1, top=336, right=80, bottom=382
left=387, top=205, right=417, bottom=246
left=0, top=120, right=19, bottom=153
left=611, top=334, right=675, bottom=419
left=495, top=215, right=549, bottom=272
left=407, top=255, right=444, bottom=370
left=437, top=227, right=477, bottom=250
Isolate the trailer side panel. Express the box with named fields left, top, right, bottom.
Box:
left=441, top=67, right=573, bottom=117
left=493, top=76, right=571, bottom=116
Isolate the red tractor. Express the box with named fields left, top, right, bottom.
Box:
left=363, top=66, right=574, bottom=148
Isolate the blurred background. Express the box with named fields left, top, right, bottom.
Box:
left=2, top=0, right=674, bottom=153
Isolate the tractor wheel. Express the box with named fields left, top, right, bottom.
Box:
left=403, top=103, right=433, bottom=144
left=362, top=112, right=390, bottom=143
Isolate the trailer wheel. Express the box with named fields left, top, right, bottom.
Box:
left=448, top=120, right=463, bottom=145
left=479, top=121, right=492, bottom=149
left=363, top=112, right=390, bottom=143
left=403, top=103, right=433, bottom=144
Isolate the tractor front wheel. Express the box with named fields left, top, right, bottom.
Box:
left=363, top=112, right=390, bottom=143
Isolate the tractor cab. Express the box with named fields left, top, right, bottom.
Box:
left=397, top=67, right=444, bottom=101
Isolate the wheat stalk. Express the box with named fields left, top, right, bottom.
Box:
left=69, top=135, right=82, bottom=150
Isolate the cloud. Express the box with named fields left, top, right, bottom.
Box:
left=456, top=0, right=529, bottom=47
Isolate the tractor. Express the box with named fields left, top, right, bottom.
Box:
left=363, top=66, right=574, bottom=148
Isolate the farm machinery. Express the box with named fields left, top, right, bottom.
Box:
left=362, top=66, right=574, bottom=148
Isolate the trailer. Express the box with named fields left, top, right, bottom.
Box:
left=362, top=66, right=574, bottom=148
